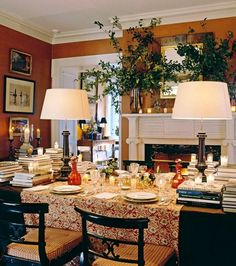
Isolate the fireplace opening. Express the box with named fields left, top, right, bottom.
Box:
left=145, top=144, right=221, bottom=172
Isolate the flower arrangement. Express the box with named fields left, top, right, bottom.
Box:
left=138, top=169, right=156, bottom=187
left=101, top=158, right=118, bottom=177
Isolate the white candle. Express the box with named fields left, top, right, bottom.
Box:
left=207, top=153, right=213, bottom=163
left=163, top=107, right=168, bottom=113
left=30, top=124, right=34, bottom=139
left=36, top=128, right=40, bottom=138
left=54, top=141, right=59, bottom=149
left=24, top=127, right=30, bottom=143
left=207, top=174, right=215, bottom=184
left=9, top=128, right=13, bottom=140
left=231, top=106, right=236, bottom=112
left=109, top=175, right=115, bottom=186
left=37, top=147, right=44, bottom=156
left=191, top=153, right=197, bottom=162
left=131, top=178, right=137, bottom=189
left=147, top=108, right=152, bottom=114
left=195, top=176, right=202, bottom=184
left=139, top=109, right=143, bottom=114
left=221, top=155, right=228, bottom=167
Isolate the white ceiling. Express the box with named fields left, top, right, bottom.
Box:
left=0, top=0, right=236, bottom=44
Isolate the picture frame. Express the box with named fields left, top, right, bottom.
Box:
left=4, top=76, right=35, bottom=114
left=9, top=117, right=29, bottom=137
left=10, top=49, right=32, bottom=76
left=158, top=33, right=209, bottom=99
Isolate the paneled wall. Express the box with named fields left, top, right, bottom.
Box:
left=0, top=25, right=52, bottom=159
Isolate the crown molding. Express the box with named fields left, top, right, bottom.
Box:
left=0, top=10, right=53, bottom=43
left=1, top=1, right=236, bottom=44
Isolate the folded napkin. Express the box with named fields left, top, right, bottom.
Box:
left=23, top=185, right=50, bottom=192
left=94, top=192, right=118, bottom=199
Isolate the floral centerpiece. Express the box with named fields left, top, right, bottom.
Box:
left=101, top=158, right=119, bottom=177
left=138, top=169, right=156, bottom=187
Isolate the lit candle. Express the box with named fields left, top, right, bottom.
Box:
left=191, top=153, right=197, bottom=163
left=9, top=128, right=13, bottom=140
left=221, top=155, right=228, bottom=167
left=231, top=106, right=236, bottom=112
left=131, top=177, right=137, bottom=189
left=37, top=147, right=44, bottom=156
left=109, top=175, right=115, bottom=186
left=194, top=176, right=202, bottom=184
left=139, top=109, right=143, bottom=114
left=24, top=127, right=30, bottom=143
left=147, top=108, right=152, bottom=114
left=207, top=153, right=213, bottom=163
left=36, top=128, right=40, bottom=138
left=54, top=141, right=59, bottom=149
left=163, top=107, right=168, bottom=113
left=207, top=174, right=215, bottom=184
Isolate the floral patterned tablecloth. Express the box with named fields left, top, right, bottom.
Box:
left=21, top=181, right=182, bottom=253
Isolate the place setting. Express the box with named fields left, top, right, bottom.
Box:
left=50, top=185, right=84, bottom=195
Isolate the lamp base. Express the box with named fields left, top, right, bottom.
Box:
left=196, top=132, right=207, bottom=183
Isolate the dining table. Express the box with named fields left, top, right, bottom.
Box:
left=20, top=174, right=182, bottom=255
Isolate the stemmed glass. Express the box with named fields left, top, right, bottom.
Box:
left=129, top=163, right=139, bottom=175
left=155, top=173, right=169, bottom=204
left=90, top=170, right=100, bottom=193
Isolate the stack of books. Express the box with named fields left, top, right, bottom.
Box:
left=222, top=183, right=236, bottom=213
left=214, top=164, right=236, bottom=182
left=10, top=172, right=52, bottom=187
left=177, top=180, right=224, bottom=208
left=0, top=161, right=23, bottom=183
left=187, top=161, right=218, bottom=176
left=18, top=155, right=52, bottom=174
left=44, top=148, right=63, bottom=175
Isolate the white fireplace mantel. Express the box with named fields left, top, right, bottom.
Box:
left=122, top=113, right=236, bottom=164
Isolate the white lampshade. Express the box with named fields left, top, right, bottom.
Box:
left=172, top=81, right=232, bottom=120
left=40, top=88, right=91, bottom=120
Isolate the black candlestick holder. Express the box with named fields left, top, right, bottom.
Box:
left=35, top=137, right=41, bottom=148
left=8, top=139, right=15, bottom=161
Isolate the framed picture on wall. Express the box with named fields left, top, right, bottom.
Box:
left=9, top=117, right=29, bottom=136
left=4, top=76, right=35, bottom=114
left=10, top=49, right=32, bottom=76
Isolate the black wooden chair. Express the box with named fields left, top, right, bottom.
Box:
left=0, top=201, right=82, bottom=266
left=74, top=206, right=177, bottom=266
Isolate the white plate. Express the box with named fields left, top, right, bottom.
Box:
left=123, top=196, right=158, bottom=203
left=125, top=192, right=157, bottom=200
left=52, top=185, right=82, bottom=193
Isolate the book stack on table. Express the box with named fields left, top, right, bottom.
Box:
left=214, top=164, right=236, bottom=182
left=0, top=161, right=23, bottom=183
left=44, top=148, right=63, bottom=176
left=222, top=183, right=236, bottom=213
left=176, top=180, right=224, bottom=208
left=18, top=155, right=52, bottom=174
left=10, top=172, right=52, bottom=187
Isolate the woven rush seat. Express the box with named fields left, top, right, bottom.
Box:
left=6, top=227, right=82, bottom=262
left=93, top=243, right=176, bottom=266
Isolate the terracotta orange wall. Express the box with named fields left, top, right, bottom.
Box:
left=0, top=25, right=52, bottom=159
left=52, top=17, right=236, bottom=162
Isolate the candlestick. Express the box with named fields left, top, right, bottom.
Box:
left=35, top=137, right=41, bottom=148
left=9, top=128, right=13, bottom=140
left=36, top=128, right=40, bottom=138
left=221, top=155, right=228, bottom=167
left=8, top=139, right=15, bottom=161
left=54, top=141, right=59, bottom=149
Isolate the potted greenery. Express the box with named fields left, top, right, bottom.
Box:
left=81, top=17, right=180, bottom=113
left=176, top=22, right=236, bottom=96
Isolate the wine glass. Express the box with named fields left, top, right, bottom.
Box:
left=90, top=170, right=100, bottom=193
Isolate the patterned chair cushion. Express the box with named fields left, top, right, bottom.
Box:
left=6, top=227, right=82, bottom=262
left=92, top=243, right=176, bottom=266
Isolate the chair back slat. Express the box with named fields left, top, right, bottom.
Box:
left=75, top=206, right=149, bottom=266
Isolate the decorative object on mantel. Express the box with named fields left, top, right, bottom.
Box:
left=171, top=159, right=184, bottom=189
left=80, top=17, right=180, bottom=113
left=40, top=88, right=90, bottom=180
left=172, top=81, right=232, bottom=182
left=176, top=20, right=236, bottom=96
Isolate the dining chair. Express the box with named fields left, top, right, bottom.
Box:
left=0, top=201, right=82, bottom=266
left=74, top=206, right=177, bottom=266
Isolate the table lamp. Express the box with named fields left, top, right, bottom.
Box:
left=40, top=88, right=90, bottom=180
left=172, top=81, right=232, bottom=182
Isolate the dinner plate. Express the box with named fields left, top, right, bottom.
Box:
left=51, top=185, right=83, bottom=194
left=125, top=191, right=157, bottom=200
left=123, top=196, right=158, bottom=203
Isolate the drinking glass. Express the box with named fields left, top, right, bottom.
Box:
left=90, top=170, right=100, bottom=192
left=129, top=163, right=139, bottom=175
